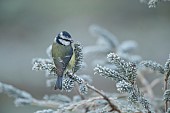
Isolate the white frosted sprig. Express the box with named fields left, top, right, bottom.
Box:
left=107, top=53, right=137, bottom=84
left=126, top=62, right=137, bottom=84
left=117, top=52, right=142, bottom=63
left=139, top=0, right=170, bottom=8
left=86, top=25, right=142, bottom=66
left=89, top=25, right=119, bottom=49
left=0, top=82, right=37, bottom=107
left=139, top=60, right=165, bottom=74
left=62, top=77, right=75, bottom=92
left=84, top=25, right=116, bottom=55
left=116, top=80, right=133, bottom=93
left=94, top=53, right=150, bottom=112
left=79, top=84, right=88, bottom=95
left=148, top=0, right=158, bottom=8
left=43, top=94, right=71, bottom=103
left=163, top=89, right=170, bottom=101
left=118, top=40, right=138, bottom=53
left=94, top=64, right=124, bottom=82
left=63, top=72, right=88, bottom=95
left=107, top=53, right=127, bottom=69
left=34, top=109, right=55, bottom=113
left=165, top=54, right=170, bottom=73
left=14, top=98, right=32, bottom=106
left=87, top=106, right=109, bottom=113
left=32, top=58, right=56, bottom=76
left=0, top=82, right=32, bottom=99
left=117, top=40, right=142, bottom=63
left=73, top=42, right=83, bottom=73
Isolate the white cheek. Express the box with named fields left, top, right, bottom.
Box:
left=59, top=39, right=70, bottom=46
left=54, top=37, right=57, bottom=42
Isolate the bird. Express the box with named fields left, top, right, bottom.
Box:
left=51, top=31, right=75, bottom=90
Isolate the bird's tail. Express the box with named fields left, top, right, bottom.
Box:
left=54, top=76, right=63, bottom=90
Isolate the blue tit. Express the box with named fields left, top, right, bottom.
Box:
left=52, top=31, right=75, bottom=90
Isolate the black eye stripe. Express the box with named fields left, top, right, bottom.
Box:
left=59, top=37, right=71, bottom=42
left=63, top=38, right=70, bottom=42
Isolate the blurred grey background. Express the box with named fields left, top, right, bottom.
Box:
left=0, top=0, right=170, bottom=113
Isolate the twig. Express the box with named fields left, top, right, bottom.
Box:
left=150, top=78, right=161, bottom=88
left=31, top=99, right=60, bottom=108
left=62, top=96, right=103, bottom=111
left=75, top=83, right=85, bottom=100
left=137, top=72, right=155, bottom=99
left=74, top=83, right=88, bottom=112
left=86, top=84, right=121, bottom=113
left=141, top=78, right=161, bottom=94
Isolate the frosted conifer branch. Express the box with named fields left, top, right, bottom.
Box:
left=0, top=82, right=62, bottom=108
left=43, top=94, right=71, bottom=103
left=0, top=82, right=32, bottom=100
left=0, top=81, right=120, bottom=112
left=35, top=109, right=55, bottom=113
left=65, top=73, right=88, bottom=95
left=85, top=25, right=142, bottom=65
left=163, top=90, right=170, bottom=101
left=117, top=52, right=142, bottom=63
left=73, top=42, right=83, bottom=73
left=140, top=0, right=170, bottom=8
left=116, top=80, right=133, bottom=93
left=139, top=60, right=165, bottom=74
left=32, top=58, right=56, bottom=76
left=0, top=81, right=121, bottom=113
left=62, top=77, right=75, bottom=92
left=148, top=0, right=159, bottom=8
left=94, top=53, right=151, bottom=112
left=94, top=64, right=126, bottom=82
left=84, top=25, right=119, bottom=55
left=107, top=53, right=128, bottom=75
left=107, top=53, right=137, bottom=84
left=165, top=54, right=170, bottom=73
left=128, top=85, right=151, bottom=111
left=89, top=25, right=119, bottom=49
left=118, top=40, right=138, bottom=53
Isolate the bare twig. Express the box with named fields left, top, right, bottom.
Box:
left=137, top=72, right=155, bottom=99
left=86, top=84, right=121, bottom=113
left=31, top=99, right=60, bottom=108
left=74, top=83, right=88, bottom=112
left=150, top=78, right=161, bottom=88
left=141, top=78, right=161, bottom=95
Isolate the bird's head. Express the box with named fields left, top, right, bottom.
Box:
left=55, top=31, right=73, bottom=46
